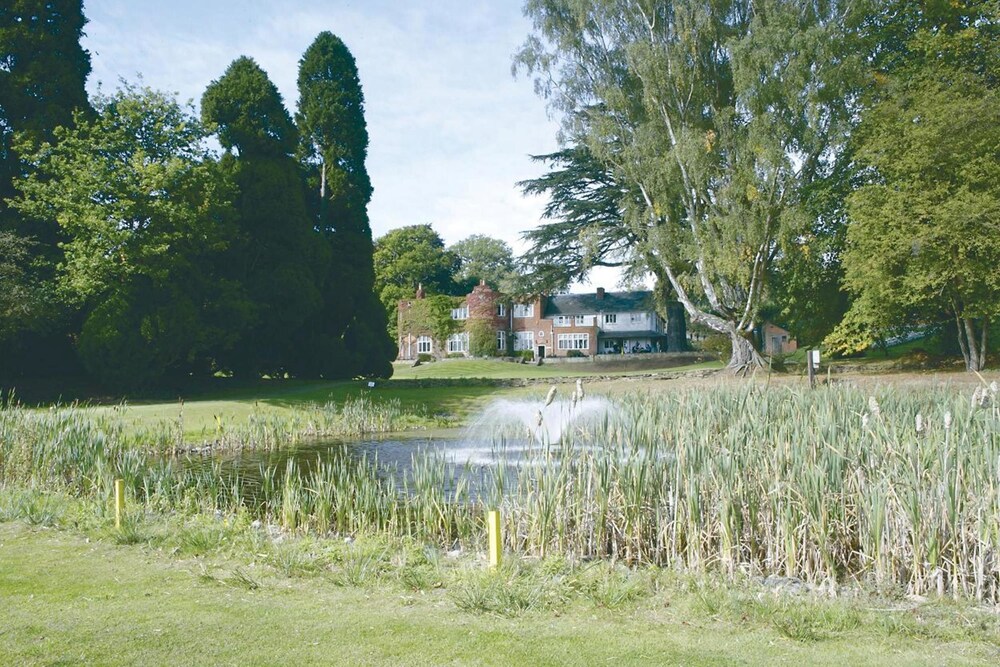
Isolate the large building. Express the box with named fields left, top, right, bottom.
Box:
left=397, top=282, right=687, bottom=361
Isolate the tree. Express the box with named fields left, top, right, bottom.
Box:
left=0, top=0, right=91, bottom=227
left=517, top=0, right=864, bottom=371
left=296, top=32, right=394, bottom=378
left=449, top=234, right=516, bottom=292
left=828, top=61, right=1000, bottom=371
left=0, top=0, right=92, bottom=377
left=202, top=57, right=322, bottom=375
left=373, top=224, right=460, bottom=339
left=0, top=231, right=42, bottom=340
left=12, top=86, right=242, bottom=388
left=517, top=146, right=645, bottom=294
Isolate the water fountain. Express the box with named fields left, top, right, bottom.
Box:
left=448, top=380, right=614, bottom=465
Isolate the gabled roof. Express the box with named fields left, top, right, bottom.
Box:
left=543, top=291, right=657, bottom=317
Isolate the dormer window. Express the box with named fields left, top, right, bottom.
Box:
left=451, top=305, right=469, bottom=320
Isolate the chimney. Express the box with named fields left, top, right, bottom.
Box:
left=415, top=283, right=425, bottom=299
left=596, top=287, right=605, bottom=300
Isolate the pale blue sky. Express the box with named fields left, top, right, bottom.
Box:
left=81, top=0, right=623, bottom=290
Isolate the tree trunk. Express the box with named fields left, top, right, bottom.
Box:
left=728, top=330, right=765, bottom=375
left=957, top=317, right=988, bottom=372
left=665, top=301, right=688, bottom=351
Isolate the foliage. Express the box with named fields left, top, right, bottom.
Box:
left=516, top=0, right=866, bottom=370
left=202, top=57, right=323, bottom=376
left=466, top=317, right=500, bottom=358
left=0, top=231, right=44, bottom=340
left=828, top=28, right=1000, bottom=371
left=448, top=234, right=516, bottom=292
left=12, top=86, right=241, bottom=388
left=398, top=294, right=463, bottom=354
left=0, top=0, right=91, bottom=225
left=201, top=56, right=298, bottom=156
left=517, top=145, right=644, bottom=293
left=296, top=32, right=394, bottom=379
left=374, top=224, right=461, bottom=338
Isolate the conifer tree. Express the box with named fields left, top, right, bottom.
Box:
left=296, top=32, right=393, bottom=378
left=202, top=56, right=321, bottom=375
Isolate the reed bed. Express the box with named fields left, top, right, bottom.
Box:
left=2, top=381, right=998, bottom=602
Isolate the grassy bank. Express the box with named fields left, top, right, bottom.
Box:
left=4, top=378, right=1000, bottom=602
left=2, top=519, right=997, bottom=665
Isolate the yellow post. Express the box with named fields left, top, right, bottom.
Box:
left=114, top=479, right=125, bottom=529
left=487, top=509, right=501, bottom=569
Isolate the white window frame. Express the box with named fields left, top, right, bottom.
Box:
left=416, top=336, right=432, bottom=354
left=513, top=331, right=535, bottom=351
left=512, top=304, right=534, bottom=318
left=496, top=330, right=506, bottom=351
left=451, top=305, right=469, bottom=320
left=557, top=333, right=589, bottom=351
left=575, top=315, right=587, bottom=325
left=497, top=303, right=506, bottom=317
left=446, top=332, right=469, bottom=354
left=554, top=315, right=571, bottom=327
left=630, top=313, right=644, bottom=323
left=604, top=313, right=617, bottom=324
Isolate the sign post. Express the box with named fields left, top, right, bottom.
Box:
left=807, top=350, right=820, bottom=389
left=114, top=479, right=125, bottom=528
left=487, top=509, right=501, bottom=569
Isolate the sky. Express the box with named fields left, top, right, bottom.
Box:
left=81, top=0, right=628, bottom=291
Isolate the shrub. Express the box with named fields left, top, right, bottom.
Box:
left=697, top=334, right=732, bottom=363
left=417, top=353, right=434, bottom=363
left=566, top=349, right=585, bottom=358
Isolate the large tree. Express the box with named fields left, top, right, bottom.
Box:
left=296, top=32, right=393, bottom=378
left=517, top=145, right=657, bottom=296
left=517, top=0, right=864, bottom=370
left=0, top=0, right=92, bottom=375
left=373, top=224, right=460, bottom=339
left=829, top=63, right=1000, bottom=371
left=12, top=86, right=241, bottom=388
left=449, top=234, right=516, bottom=293
left=0, top=0, right=91, bottom=225
left=202, top=56, right=322, bottom=376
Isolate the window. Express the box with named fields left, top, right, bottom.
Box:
left=417, top=336, right=432, bottom=354
left=575, top=315, right=587, bottom=325
left=451, top=305, right=469, bottom=320
left=512, top=303, right=534, bottom=318
left=556, top=315, right=588, bottom=327
left=557, top=333, right=589, bottom=351
left=497, top=303, right=506, bottom=317
left=514, top=331, right=535, bottom=351
left=630, top=313, right=644, bottom=323
left=554, top=315, right=571, bottom=327
left=604, top=314, right=617, bottom=324
left=447, top=332, right=469, bottom=354
left=497, top=331, right=506, bottom=351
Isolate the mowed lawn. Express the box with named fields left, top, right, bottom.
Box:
left=1, top=522, right=995, bottom=666
left=59, top=358, right=720, bottom=441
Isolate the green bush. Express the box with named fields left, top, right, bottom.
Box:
left=566, top=349, right=585, bottom=358
left=417, top=353, right=434, bottom=363
left=697, top=334, right=732, bottom=363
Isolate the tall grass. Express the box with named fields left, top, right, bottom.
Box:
left=2, top=381, right=998, bottom=602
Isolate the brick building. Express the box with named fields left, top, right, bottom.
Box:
left=397, top=283, right=688, bottom=361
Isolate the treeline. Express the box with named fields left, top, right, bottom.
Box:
left=0, top=3, right=393, bottom=389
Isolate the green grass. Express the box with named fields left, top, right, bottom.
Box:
left=1, top=521, right=997, bottom=665
left=390, top=357, right=722, bottom=379
left=80, top=380, right=505, bottom=441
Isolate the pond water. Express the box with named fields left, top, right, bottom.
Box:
left=182, top=393, right=617, bottom=500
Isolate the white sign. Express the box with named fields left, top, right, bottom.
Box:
left=810, top=350, right=821, bottom=366
left=367, top=381, right=376, bottom=388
